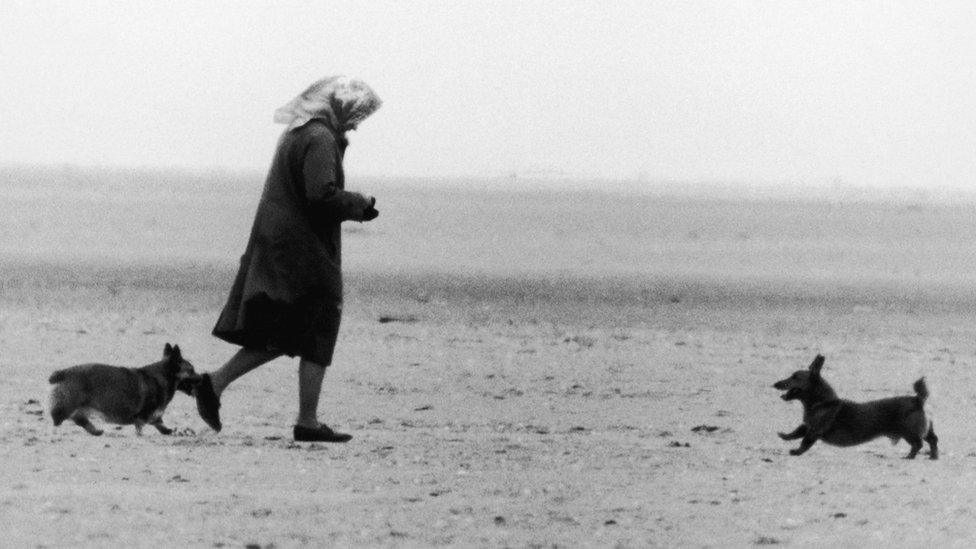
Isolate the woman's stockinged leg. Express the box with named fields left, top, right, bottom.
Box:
left=293, top=359, right=352, bottom=442
left=296, top=359, right=327, bottom=428
left=211, top=348, right=283, bottom=396
left=195, top=347, right=282, bottom=432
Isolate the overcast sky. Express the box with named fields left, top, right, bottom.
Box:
left=2, top=1, right=974, bottom=188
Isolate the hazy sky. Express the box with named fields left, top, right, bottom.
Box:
left=2, top=1, right=975, bottom=188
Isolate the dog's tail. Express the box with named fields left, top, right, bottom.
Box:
left=48, top=369, right=68, bottom=384
left=48, top=372, right=83, bottom=426
left=913, top=377, right=929, bottom=405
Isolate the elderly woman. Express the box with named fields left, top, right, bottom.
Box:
left=194, top=76, right=382, bottom=442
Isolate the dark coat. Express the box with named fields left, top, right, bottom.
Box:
left=212, top=119, right=372, bottom=365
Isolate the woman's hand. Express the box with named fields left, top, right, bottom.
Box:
left=362, top=197, right=379, bottom=221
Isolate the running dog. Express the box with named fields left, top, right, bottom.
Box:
left=48, top=343, right=199, bottom=436
left=773, top=354, right=937, bottom=459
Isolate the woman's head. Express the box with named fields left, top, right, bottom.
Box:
left=274, top=76, right=382, bottom=132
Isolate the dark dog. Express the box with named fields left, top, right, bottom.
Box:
left=48, top=343, right=199, bottom=436
left=773, top=354, right=937, bottom=459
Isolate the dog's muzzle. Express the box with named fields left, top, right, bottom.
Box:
left=176, top=374, right=202, bottom=396
left=779, top=387, right=801, bottom=401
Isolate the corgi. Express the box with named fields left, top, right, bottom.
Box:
left=49, top=343, right=198, bottom=436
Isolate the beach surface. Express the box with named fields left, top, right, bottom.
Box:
left=3, top=167, right=976, bottom=547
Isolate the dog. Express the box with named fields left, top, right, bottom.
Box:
left=773, top=354, right=937, bottom=459
left=48, top=343, right=199, bottom=436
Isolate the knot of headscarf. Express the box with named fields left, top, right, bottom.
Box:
left=273, top=76, right=382, bottom=132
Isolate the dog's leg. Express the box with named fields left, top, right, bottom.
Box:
left=134, top=422, right=145, bottom=436
left=151, top=419, right=173, bottom=435
left=778, top=424, right=808, bottom=441
left=71, top=413, right=104, bottom=436
left=50, top=406, right=71, bottom=427
left=925, top=425, right=939, bottom=460
left=789, top=434, right=818, bottom=456
left=904, top=435, right=923, bottom=459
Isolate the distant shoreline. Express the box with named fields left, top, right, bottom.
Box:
left=5, top=163, right=976, bottom=314
left=3, top=256, right=976, bottom=314
left=3, top=163, right=973, bottom=205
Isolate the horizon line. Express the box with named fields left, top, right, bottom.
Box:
left=2, top=161, right=973, bottom=203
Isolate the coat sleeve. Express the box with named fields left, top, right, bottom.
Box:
left=302, top=133, right=373, bottom=222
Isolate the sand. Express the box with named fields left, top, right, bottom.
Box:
left=3, top=167, right=976, bottom=547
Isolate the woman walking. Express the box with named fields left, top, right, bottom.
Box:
left=195, top=75, right=382, bottom=442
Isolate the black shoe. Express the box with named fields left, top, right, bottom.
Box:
left=194, top=374, right=222, bottom=432
left=293, top=424, right=352, bottom=443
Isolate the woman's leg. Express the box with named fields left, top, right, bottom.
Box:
left=195, top=347, right=282, bottom=432
left=293, top=359, right=352, bottom=442
left=296, top=359, right=326, bottom=427
left=211, top=348, right=283, bottom=396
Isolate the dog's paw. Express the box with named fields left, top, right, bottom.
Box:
left=777, top=432, right=790, bottom=440
left=789, top=448, right=804, bottom=456
left=173, top=427, right=197, bottom=437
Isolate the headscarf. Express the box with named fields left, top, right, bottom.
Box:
left=273, top=76, right=382, bottom=132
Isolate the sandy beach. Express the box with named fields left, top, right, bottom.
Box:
left=4, top=167, right=976, bottom=547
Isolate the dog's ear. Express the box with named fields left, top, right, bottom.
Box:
left=164, top=346, right=184, bottom=374
left=809, top=354, right=825, bottom=376
left=163, top=343, right=182, bottom=363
